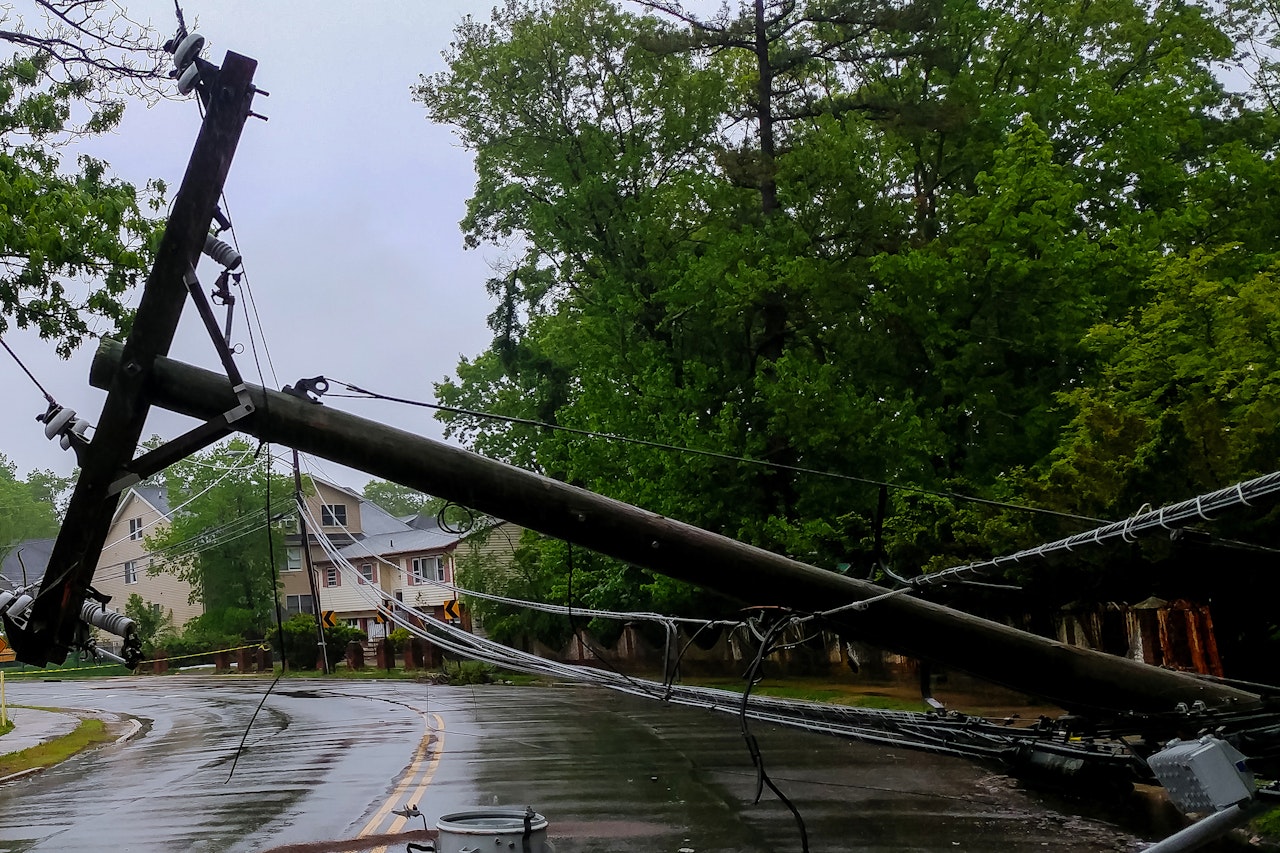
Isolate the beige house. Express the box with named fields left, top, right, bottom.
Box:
left=94, top=485, right=202, bottom=629
left=282, top=477, right=465, bottom=636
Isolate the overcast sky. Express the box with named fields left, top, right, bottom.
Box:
left=2, top=2, right=506, bottom=491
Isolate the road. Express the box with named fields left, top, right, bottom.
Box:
left=0, top=676, right=1151, bottom=851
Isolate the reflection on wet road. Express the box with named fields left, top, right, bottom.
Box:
left=0, top=677, right=1148, bottom=851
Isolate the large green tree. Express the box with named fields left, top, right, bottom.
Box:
left=146, top=439, right=292, bottom=639
left=421, top=0, right=1280, bottom=653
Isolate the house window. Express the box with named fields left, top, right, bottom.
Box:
left=435, top=556, right=447, bottom=582
left=284, top=547, right=302, bottom=572
left=321, top=504, right=347, bottom=527
left=129, top=518, right=144, bottom=540
left=285, top=594, right=314, bottom=617
left=409, top=556, right=445, bottom=585
left=124, top=561, right=138, bottom=584
left=151, top=603, right=162, bottom=617
left=359, top=563, right=376, bottom=584
left=325, top=567, right=341, bottom=587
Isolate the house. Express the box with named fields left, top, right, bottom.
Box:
left=92, top=484, right=201, bottom=629
left=313, top=515, right=465, bottom=639
left=283, top=477, right=467, bottom=636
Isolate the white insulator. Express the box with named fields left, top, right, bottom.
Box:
left=173, top=32, right=205, bottom=70
left=203, top=233, right=242, bottom=270
left=1, top=592, right=34, bottom=628
left=81, top=602, right=138, bottom=639
left=43, top=406, right=75, bottom=440
left=59, top=418, right=89, bottom=450
left=177, top=62, right=202, bottom=96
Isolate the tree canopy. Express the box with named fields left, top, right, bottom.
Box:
left=0, top=2, right=165, bottom=356
left=145, top=439, right=291, bottom=640
left=0, top=452, right=63, bottom=558
left=420, top=0, right=1280, bottom=669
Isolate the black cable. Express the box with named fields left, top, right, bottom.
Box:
left=263, top=440, right=286, bottom=671
left=226, top=670, right=283, bottom=783
left=325, top=382, right=1100, bottom=525
left=1, top=335, right=56, bottom=404
left=739, top=616, right=810, bottom=853
left=563, top=541, right=649, bottom=694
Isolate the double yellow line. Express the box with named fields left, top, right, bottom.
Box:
left=357, top=710, right=446, bottom=849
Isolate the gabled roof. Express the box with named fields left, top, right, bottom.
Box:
left=108, top=483, right=172, bottom=526
left=0, top=538, right=55, bottom=590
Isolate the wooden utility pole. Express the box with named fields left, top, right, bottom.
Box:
left=293, top=449, right=330, bottom=674
left=90, top=342, right=1264, bottom=719
left=7, top=53, right=259, bottom=666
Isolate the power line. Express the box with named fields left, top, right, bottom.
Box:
left=325, top=380, right=1103, bottom=526
left=0, top=335, right=56, bottom=404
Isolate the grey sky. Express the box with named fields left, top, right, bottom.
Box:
left=2, top=2, right=503, bottom=491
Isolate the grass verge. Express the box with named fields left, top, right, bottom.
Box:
left=0, top=718, right=113, bottom=778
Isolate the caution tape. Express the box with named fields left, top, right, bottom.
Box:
left=1, top=642, right=272, bottom=678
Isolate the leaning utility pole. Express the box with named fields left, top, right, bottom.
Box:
left=88, top=342, right=1265, bottom=720
left=293, top=449, right=330, bottom=675
left=4, top=48, right=260, bottom=666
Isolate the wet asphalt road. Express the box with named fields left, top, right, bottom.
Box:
left=0, top=676, right=1150, bottom=852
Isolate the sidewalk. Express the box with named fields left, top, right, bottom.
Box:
left=0, top=707, right=81, bottom=755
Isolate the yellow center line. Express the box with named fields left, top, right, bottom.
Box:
left=357, top=712, right=445, bottom=839
left=381, top=717, right=447, bottom=836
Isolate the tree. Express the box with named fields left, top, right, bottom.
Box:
left=1, top=2, right=166, bottom=356
left=422, top=0, right=1280, bottom=642
left=123, top=592, right=174, bottom=652
left=361, top=479, right=444, bottom=518
left=0, top=452, right=61, bottom=558
left=145, top=439, right=292, bottom=639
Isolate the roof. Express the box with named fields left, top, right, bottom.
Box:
left=333, top=524, right=463, bottom=561
left=0, top=538, right=56, bottom=590
left=109, top=483, right=172, bottom=526
left=359, top=498, right=414, bottom=536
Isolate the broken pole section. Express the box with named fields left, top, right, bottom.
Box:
left=90, top=342, right=1264, bottom=718
left=9, top=54, right=259, bottom=667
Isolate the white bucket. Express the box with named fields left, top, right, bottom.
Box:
left=435, top=808, right=550, bottom=853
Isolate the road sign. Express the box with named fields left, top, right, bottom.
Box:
left=443, top=600, right=460, bottom=621
left=374, top=610, right=387, bottom=624
left=321, top=610, right=338, bottom=629
left=0, top=636, right=8, bottom=653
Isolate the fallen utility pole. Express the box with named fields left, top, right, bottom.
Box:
left=90, top=340, right=1264, bottom=718
left=5, top=52, right=260, bottom=667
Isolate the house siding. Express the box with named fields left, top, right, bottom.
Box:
left=94, top=491, right=202, bottom=628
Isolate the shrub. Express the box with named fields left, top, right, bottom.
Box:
left=279, top=614, right=366, bottom=671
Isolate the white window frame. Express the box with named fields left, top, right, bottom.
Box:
left=128, top=517, right=144, bottom=541
left=325, top=567, right=341, bottom=588
left=435, top=556, right=446, bottom=582
left=284, top=547, right=302, bottom=572
left=359, top=563, right=376, bottom=584
left=123, top=560, right=138, bottom=584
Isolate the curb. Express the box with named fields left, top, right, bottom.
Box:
left=114, top=718, right=143, bottom=744
left=0, top=766, right=45, bottom=785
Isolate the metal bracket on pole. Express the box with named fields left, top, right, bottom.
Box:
left=107, top=265, right=257, bottom=496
